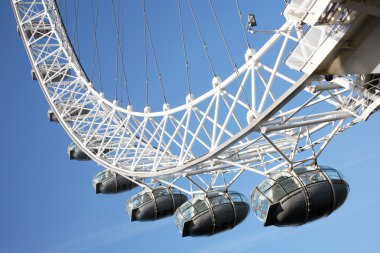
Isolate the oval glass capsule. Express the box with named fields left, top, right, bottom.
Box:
left=93, top=170, right=137, bottom=194
left=251, top=165, right=349, bottom=227
left=174, top=191, right=249, bottom=237
left=127, top=187, right=188, bottom=221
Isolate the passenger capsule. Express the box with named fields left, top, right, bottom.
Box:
left=67, top=143, right=92, bottom=161
left=174, top=191, right=250, bottom=237
left=32, top=64, right=71, bottom=82
left=127, top=187, right=188, bottom=222
left=67, top=142, right=111, bottom=161
left=48, top=109, right=59, bottom=123
left=48, top=107, right=90, bottom=123
left=93, top=170, right=137, bottom=194
left=19, top=21, right=53, bottom=38
left=66, top=107, right=91, bottom=117
left=251, top=165, right=349, bottom=227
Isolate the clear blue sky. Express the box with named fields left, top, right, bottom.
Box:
left=1, top=1, right=380, bottom=253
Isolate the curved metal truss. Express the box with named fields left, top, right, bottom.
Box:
left=12, top=0, right=380, bottom=194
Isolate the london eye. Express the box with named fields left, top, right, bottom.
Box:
left=9, top=0, right=380, bottom=240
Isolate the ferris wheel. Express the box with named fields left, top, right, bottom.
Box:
left=11, top=0, right=380, bottom=237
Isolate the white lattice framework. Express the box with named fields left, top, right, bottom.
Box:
left=11, top=0, right=380, bottom=194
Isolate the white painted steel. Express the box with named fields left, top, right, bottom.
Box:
left=11, top=0, right=380, bottom=193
